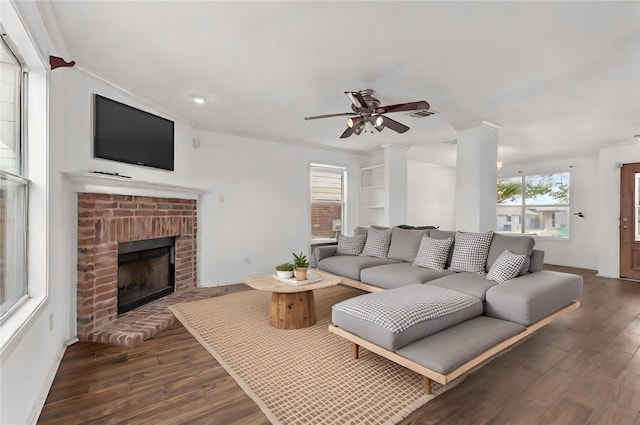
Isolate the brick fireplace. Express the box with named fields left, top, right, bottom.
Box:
left=76, top=192, right=198, bottom=342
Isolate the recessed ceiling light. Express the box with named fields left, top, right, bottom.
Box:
left=192, top=95, right=206, bottom=104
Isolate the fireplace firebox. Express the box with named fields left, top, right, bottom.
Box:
left=117, top=237, right=175, bottom=314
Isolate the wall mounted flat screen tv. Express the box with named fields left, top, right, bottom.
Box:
left=93, top=94, right=175, bottom=171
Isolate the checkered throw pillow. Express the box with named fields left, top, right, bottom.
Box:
left=449, top=231, right=494, bottom=275
left=361, top=227, right=393, bottom=258
left=336, top=234, right=367, bottom=255
left=413, top=236, right=454, bottom=271
left=486, top=249, right=527, bottom=283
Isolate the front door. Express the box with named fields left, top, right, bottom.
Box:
left=620, top=163, right=640, bottom=280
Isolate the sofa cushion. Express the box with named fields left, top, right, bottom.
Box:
left=486, top=250, right=527, bottom=283
left=486, top=233, right=535, bottom=275
left=387, top=227, right=429, bottom=262
left=332, top=284, right=483, bottom=350
left=528, top=249, right=545, bottom=273
left=354, top=225, right=389, bottom=237
left=485, top=270, right=583, bottom=325
left=336, top=234, right=367, bottom=256
left=361, top=227, right=393, bottom=258
left=354, top=226, right=369, bottom=237
left=413, top=236, right=454, bottom=271
left=360, top=263, right=456, bottom=289
left=310, top=245, right=338, bottom=267
left=429, top=230, right=457, bottom=266
left=427, top=272, right=499, bottom=301
left=449, top=231, right=494, bottom=275
left=396, top=316, right=525, bottom=374
left=317, top=255, right=399, bottom=281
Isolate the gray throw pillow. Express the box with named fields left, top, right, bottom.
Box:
left=449, top=231, right=494, bottom=275
left=361, top=227, right=393, bottom=258
left=413, top=236, right=454, bottom=271
left=336, top=234, right=367, bottom=256
left=486, top=249, right=527, bottom=283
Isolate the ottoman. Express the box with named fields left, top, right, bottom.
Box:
left=332, top=284, right=483, bottom=351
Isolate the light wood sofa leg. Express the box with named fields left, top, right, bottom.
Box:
left=352, top=342, right=359, bottom=360
left=423, top=376, right=432, bottom=395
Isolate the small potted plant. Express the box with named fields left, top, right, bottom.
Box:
left=292, top=251, right=309, bottom=281
left=275, top=262, right=294, bottom=279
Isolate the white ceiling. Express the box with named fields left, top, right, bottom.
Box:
left=44, top=1, right=640, bottom=166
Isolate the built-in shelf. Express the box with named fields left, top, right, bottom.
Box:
left=63, top=171, right=207, bottom=199
left=360, top=164, right=385, bottom=226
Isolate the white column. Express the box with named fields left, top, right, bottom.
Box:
left=383, top=144, right=408, bottom=226
left=455, top=121, right=500, bottom=232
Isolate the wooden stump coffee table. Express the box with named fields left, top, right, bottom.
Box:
left=244, top=270, right=341, bottom=329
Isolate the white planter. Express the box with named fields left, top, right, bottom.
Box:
left=276, top=270, right=294, bottom=279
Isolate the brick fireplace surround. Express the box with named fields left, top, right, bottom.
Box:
left=76, top=192, right=199, bottom=346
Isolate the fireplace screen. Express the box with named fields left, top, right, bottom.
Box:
left=117, top=237, right=175, bottom=314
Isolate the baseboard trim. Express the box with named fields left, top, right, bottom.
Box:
left=27, top=342, right=69, bottom=425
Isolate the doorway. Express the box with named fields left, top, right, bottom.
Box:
left=620, top=162, right=640, bottom=280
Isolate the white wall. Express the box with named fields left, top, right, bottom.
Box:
left=498, top=155, right=600, bottom=270
left=1, top=3, right=68, bottom=425
left=597, top=144, right=640, bottom=277
left=407, top=161, right=456, bottom=230
left=193, top=133, right=362, bottom=286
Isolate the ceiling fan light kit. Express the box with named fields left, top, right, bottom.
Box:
left=304, top=89, right=433, bottom=139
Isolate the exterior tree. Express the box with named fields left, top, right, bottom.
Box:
left=498, top=174, right=569, bottom=204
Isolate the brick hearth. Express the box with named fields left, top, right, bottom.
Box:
left=76, top=193, right=198, bottom=346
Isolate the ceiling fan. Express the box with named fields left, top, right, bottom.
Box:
left=304, top=89, right=433, bottom=139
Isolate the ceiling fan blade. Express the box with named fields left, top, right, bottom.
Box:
left=380, top=116, right=410, bottom=133
left=304, top=112, right=358, bottom=121
left=339, top=126, right=355, bottom=138
left=345, top=91, right=368, bottom=109
left=376, top=101, right=430, bottom=114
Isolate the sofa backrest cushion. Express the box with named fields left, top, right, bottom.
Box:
left=387, top=227, right=429, bottom=262
left=449, top=231, right=494, bottom=275
left=528, top=249, right=545, bottom=272
left=486, top=233, right=535, bottom=274
left=361, top=227, right=393, bottom=258
left=429, top=230, right=457, bottom=266
left=354, top=225, right=389, bottom=237
left=354, top=226, right=369, bottom=236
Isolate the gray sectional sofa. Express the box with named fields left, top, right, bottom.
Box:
left=311, top=225, right=582, bottom=394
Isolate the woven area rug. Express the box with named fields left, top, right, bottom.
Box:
left=169, top=285, right=460, bottom=425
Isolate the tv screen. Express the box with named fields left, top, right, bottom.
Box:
left=93, top=94, right=175, bottom=171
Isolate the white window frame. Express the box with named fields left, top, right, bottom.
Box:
left=0, top=31, right=29, bottom=323
left=0, top=5, right=49, bottom=354
left=497, top=172, right=571, bottom=239
left=310, top=163, right=347, bottom=243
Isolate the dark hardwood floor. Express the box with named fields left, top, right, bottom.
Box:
left=37, top=266, right=640, bottom=425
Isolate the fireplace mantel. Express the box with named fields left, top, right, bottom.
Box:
left=64, top=171, right=207, bottom=199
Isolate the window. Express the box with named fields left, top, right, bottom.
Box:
left=310, top=164, right=346, bottom=242
left=496, top=172, right=570, bottom=238
left=0, top=34, right=28, bottom=320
